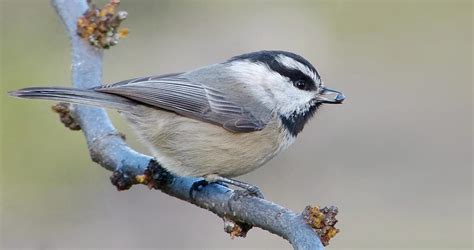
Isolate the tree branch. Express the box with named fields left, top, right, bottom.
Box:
left=50, top=0, right=333, bottom=249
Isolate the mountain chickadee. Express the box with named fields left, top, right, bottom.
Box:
left=10, top=50, right=344, bottom=193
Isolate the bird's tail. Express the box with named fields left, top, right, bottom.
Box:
left=8, top=87, right=136, bottom=111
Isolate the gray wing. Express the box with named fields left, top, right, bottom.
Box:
left=97, top=73, right=267, bottom=133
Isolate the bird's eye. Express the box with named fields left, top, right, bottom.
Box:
left=294, top=80, right=306, bottom=90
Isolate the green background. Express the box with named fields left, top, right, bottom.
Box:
left=1, top=0, right=472, bottom=249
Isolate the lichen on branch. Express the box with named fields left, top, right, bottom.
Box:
left=77, top=0, right=129, bottom=49
left=303, top=205, right=340, bottom=246
left=51, top=102, right=81, bottom=130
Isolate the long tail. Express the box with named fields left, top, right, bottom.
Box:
left=8, top=87, right=136, bottom=110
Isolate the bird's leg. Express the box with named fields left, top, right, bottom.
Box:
left=189, top=178, right=232, bottom=200
left=204, top=174, right=264, bottom=199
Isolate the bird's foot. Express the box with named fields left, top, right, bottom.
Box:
left=204, top=174, right=264, bottom=199
left=232, top=186, right=264, bottom=199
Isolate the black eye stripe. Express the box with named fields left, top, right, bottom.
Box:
left=264, top=60, right=317, bottom=91
left=229, top=50, right=318, bottom=91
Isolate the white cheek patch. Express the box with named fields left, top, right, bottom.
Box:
left=228, top=61, right=315, bottom=117
left=228, top=61, right=278, bottom=109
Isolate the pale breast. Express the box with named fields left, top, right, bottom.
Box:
left=122, top=106, right=292, bottom=177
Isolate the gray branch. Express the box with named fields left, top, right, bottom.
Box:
left=50, top=0, right=325, bottom=249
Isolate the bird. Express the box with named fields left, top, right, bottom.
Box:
left=9, top=50, right=344, bottom=195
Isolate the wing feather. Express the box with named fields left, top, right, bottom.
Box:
left=97, top=74, right=266, bottom=132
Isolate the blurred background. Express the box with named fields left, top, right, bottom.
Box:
left=1, top=0, right=472, bottom=249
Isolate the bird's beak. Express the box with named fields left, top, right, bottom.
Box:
left=315, top=87, right=345, bottom=104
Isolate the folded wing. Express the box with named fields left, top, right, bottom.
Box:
left=97, top=74, right=267, bottom=133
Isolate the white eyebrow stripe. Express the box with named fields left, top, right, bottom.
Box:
left=276, top=55, right=321, bottom=84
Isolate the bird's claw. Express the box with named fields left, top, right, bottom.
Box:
left=246, top=185, right=264, bottom=199
left=232, top=186, right=264, bottom=199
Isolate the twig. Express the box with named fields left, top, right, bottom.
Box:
left=50, top=0, right=330, bottom=249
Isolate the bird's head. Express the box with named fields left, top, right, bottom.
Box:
left=228, top=50, right=344, bottom=136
